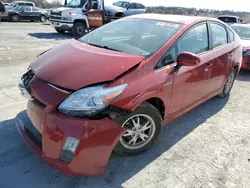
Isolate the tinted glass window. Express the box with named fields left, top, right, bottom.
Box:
left=136, top=4, right=144, bottom=9
left=227, top=28, right=235, bottom=42
left=178, top=23, right=208, bottom=54
left=79, top=19, right=183, bottom=56
left=24, top=7, right=32, bottom=12
left=210, top=23, right=227, bottom=48
left=18, top=3, right=25, bottom=6
left=218, top=17, right=237, bottom=23
left=156, top=46, right=177, bottom=69
left=129, top=3, right=136, bottom=9
left=25, top=3, right=34, bottom=6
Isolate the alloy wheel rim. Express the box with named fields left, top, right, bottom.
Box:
left=13, top=15, right=18, bottom=22
left=120, top=114, right=156, bottom=150
left=41, top=16, right=46, bottom=22
left=77, top=27, right=83, bottom=35
left=225, top=72, right=235, bottom=94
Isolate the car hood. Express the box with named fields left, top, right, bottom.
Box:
left=105, top=5, right=126, bottom=12
left=31, top=40, right=144, bottom=90
left=241, top=39, right=250, bottom=49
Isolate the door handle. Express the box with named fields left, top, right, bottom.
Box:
left=206, top=63, right=212, bottom=68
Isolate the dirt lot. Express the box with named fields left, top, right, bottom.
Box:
left=0, top=22, right=250, bottom=188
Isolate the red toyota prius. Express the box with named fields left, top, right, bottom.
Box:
left=16, top=14, right=242, bottom=176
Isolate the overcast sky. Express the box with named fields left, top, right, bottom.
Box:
left=104, top=0, right=250, bottom=12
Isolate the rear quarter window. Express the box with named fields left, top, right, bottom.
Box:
left=210, top=23, right=227, bottom=48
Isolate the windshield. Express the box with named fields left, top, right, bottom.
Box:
left=65, top=0, right=84, bottom=8
left=78, top=18, right=183, bottom=56
left=218, top=17, right=237, bottom=23
left=113, top=1, right=130, bottom=8
left=231, top=25, right=250, bottom=40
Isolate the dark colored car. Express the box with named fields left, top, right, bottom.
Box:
left=0, top=2, right=8, bottom=20
left=16, top=14, right=242, bottom=176
left=231, top=24, right=250, bottom=70
left=8, top=6, right=48, bottom=22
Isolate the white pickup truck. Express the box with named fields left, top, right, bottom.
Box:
left=49, top=0, right=103, bottom=37
left=217, top=15, right=243, bottom=24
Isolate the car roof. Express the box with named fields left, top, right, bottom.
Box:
left=14, top=1, right=35, bottom=3
left=218, top=15, right=240, bottom=18
left=230, top=23, right=250, bottom=27
left=128, top=13, right=219, bottom=24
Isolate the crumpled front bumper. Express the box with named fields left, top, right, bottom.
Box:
left=15, top=102, right=125, bottom=176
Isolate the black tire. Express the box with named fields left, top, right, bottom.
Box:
left=11, top=14, right=20, bottom=22
left=71, top=22, right=87, bottom=38
left=114, top=102, right=162, bottom=156
left=218, top=68, right=237, bottom=98
left=55, top=28, right=65, bottom=33
left=40, top=15, right=46, bottom=23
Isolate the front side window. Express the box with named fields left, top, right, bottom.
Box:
left=231, top=25, right=250, bottom=40
left=113, top=1, right=130, bottom=8
left=79, top=18, right=183, bottom=56
left=65, top=0, right=82, bottom=8
left=178, top=23, right=209, bottom=55
left=210, top=23, right=227, bottom=48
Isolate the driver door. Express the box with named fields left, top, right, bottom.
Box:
left=124, top=3, right=137, bottom=16
left=169, top=22, right=213, bottom=116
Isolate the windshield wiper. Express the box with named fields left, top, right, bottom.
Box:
left=86, top=42, right=123, bottom=52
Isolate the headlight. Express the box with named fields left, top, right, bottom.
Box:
left=62, top=17, right=72, bottom=21
left=58, top=83, right=128, bottom=116
left=243, top=49, right=250, bottom=56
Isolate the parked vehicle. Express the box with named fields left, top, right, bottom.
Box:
left=16, top=14, right=242, bottom=176
left=231, top=24, right=250, bottom=70
left=9, top=6, right=48, bottom=22
left=218, top=15, right=242, bottom=24
left=49, top=0, right=101, bottom=37
left=105, top=1, right=146, bottom=21
left=3, top=3, right=10, bottom=6
left=0, top=2, right=8, bottom=20
left=5, top=1, right=35, bottom=11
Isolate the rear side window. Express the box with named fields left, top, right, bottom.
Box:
left=227, top=28, right=234, bottom=43
left=32, top=7, right=38, bottom=11
left=210, top=23, right=227, bottom=48
left=24, top=7, right=32, bottom=12
left=25, top=3, right=34, bottom=6
left=136, top=3, right=144, bottom=9
left=128, top=3, right=136, bottom=9
left=178, top=23, right=209, bottom=54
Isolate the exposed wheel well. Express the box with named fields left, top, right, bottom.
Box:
left=74, top=19, right=87, bottom=26
left=146, top=98, right=165, bottom=119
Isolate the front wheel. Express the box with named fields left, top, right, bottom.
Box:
left=114, top=102, right=162, bottom=156
left=40, top=15, right=46, bottom=23
left=55, top=28, right=65, bottom=33
left=11, top=14, right=20, bottom=22
left=71, top=22, right=87, bottom=38
left=218, top=68, right=237, bottom=98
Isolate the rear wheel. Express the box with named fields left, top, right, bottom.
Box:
left=55, top=28, right=65, bottom=33
left=40, top=15, right=46, bottom=23
left=71, top=22, right=87, bottom=38
left=114, top=102, right=162, bottom=156
left=218, top=68, right=237, bottom=98
left=11, top=14, right=20, bottom=22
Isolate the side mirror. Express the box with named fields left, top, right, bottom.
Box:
left=177, top=52, right=201, bottom=66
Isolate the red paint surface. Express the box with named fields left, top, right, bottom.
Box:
left=16, top=15, right=242, bottom=176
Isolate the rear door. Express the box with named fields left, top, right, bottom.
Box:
left=32, top=7, right=41, bottom=20
left=169, top=22, right=214, bottom=115
left=19, top=7, right=33, bottom=20
left=135, top=3, right=145, bottom=14
left=125, top=3, right=137, bottom=15
left=207, top=22, right=232, bottom=93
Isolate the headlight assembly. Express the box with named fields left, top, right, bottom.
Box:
left=58, top=83, right=128, bottom=116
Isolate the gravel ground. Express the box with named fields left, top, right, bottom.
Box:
left=0, top=22, right=250, bottom=188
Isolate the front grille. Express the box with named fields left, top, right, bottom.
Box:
left=51, top=11, right=61, bottom=16
left=21, top=69, right=35, bottom=94
left=50, top=15, right=61, bottom=20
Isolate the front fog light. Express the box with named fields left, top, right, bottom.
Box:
left=60, top=137, right=79, bottom=162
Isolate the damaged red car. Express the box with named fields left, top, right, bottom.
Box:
left=16, top=14, right=242, bottom=176
left=231, top=23, right=250, bottom=70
